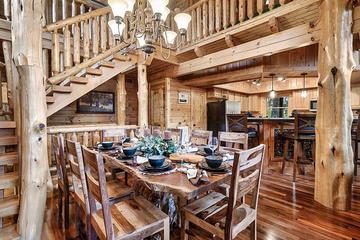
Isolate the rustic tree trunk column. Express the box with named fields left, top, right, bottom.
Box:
left=12, top=0, right=49, bottom=238
left=137, top=54, right=149, bottom=129
left=116, top=74, right=127, bottom=125
left=315, top=0, right=355, bottom=210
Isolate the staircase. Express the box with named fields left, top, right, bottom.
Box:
left=44, top=7, right=137, bottom=117
left=0, top=121, right=20, bottom=239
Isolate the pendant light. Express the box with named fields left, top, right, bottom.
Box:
left=301, top=73, right=307, bottom=98
left=269, top=73, right=276, bottom=99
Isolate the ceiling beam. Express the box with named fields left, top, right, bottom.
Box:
left=176, top=23, right=320, bottom=76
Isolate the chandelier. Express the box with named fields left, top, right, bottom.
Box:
left=107, top=0, right=191, bottom=59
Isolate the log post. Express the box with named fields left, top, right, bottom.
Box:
left=11, top=0, right=48, bottom=238
left=138, top=53, right=149, bottom=129
left=315, top=0, right=355, bottom=210
left=116, top=74, right=127, bottom=125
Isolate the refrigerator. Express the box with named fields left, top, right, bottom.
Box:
left=207, top=100, right=241, bottom=136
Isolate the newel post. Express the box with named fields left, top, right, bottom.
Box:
left=12, top=0, right=49, bottom=238
left=315, top=0, right=355, bottom=210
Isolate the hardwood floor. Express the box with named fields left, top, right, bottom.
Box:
left=42, top=166, right=360, bottom=240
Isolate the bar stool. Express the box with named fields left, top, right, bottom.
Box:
left=352, top=112, right=360, bottom=176
left=281, top=112, right=316, bottom=182
left=227, top=114, right=260, bottom=148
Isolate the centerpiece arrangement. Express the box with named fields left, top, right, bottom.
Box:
left=137, top=134, right=178, bottom=168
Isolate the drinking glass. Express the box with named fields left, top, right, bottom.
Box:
left=208, top=137, right=219, bottom=156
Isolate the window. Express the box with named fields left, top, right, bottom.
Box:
left=267, top=97, right=289, bottom=118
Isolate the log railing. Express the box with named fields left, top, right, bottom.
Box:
left=183, top=0, right=291, bottom=47
left=47, top=124, right=139, bottom=166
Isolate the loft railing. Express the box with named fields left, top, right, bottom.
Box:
left=182, top=0, right=291, bottom=47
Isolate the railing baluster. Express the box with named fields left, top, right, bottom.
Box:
left=83, top=19, right=90, bottom=61
left=279, top=0, right=290, bottom=6
left=268, top=0, right=277, bottom=10
left=51, top=32, right=60, bottom=76
left=83, top=131, right=89, bottom=147
left=257, top=0, right=265, bottom=14
left=191, top=9, right=197, bottom=43
left=247, top=0, right=256, bottom=19
left=64, top=25, right=72, bottom=69
left=239, top=0, right=246, bottom=22
left=209, top=0, right=215, bottom=35
left=92, top=16, right=99, bottom=56
left=74, top=22, right=81, bottom=65
left=108, top=14, right=114, bottom=48
left=202, top=2, right=209, bottom=37
left=230, top=0, right=237, bottom=26
left=215, top=0, right=221, bottom=32
left=196, top=6, right=202, bottom=40
left=80, top=4, right=85, bottom=37
left=222, top=0, right=229, bottom=29
left=4, top=0, right=11, bottom=20
left=100, top=15, right=107, bottom=52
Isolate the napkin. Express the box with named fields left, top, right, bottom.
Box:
left=189, top=170, right=209, bottom=186
left=187, top=147, right=199, bottom=153
left=134, top=156, right=148, bottom=164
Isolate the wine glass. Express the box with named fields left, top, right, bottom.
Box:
left=208, top=137, right=219, bottom=156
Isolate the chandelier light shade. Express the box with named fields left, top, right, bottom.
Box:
left=148, top=0, right=169, bottom=15
left=161, top=7, right=170, bottom=21
left=174, top=13, right=192, bottom=32
left=269, top=74, right=276, bottom=99
left=108, top=0, right=128, bottom=18
left=125, top=0, right=136, bottom=12
left=108, top=20, right=125, bottom=37
left=137, top=35, right=147, bottom=47
left=301, top=73, right=308, bottom=98
left=163, top=31, right=177, bottom=45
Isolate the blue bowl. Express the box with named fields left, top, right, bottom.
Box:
left=204, top=146, right=214, bottom=156
left=123, top=147, right=137, bottom=157
left=101, top=141, right=113, bottom=149
left=205, top=155, right=223, bottom=168
left=148, top=155, right=166, bottom=168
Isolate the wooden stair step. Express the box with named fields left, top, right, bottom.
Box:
left=0, top=152, right=18, bottom=165
left=46, top=96, right=55, bottom=104
left=113, top=53, right=131, bottom=62
left=86, top=68, right=102, bottom=76
left=0, top=136, right=17, bottom=146
left=70, top=76, right=88, bottom=84
left=0, top=196, right=19, bottom=218
left=0, top=172, right=18, bottom=189
left=0, top=224, right=20, bottom=240
left=51, top=85, right=72, bottom=93
left=100, top=61, right=115, bottom=68
left=0, top=121, right=16, bottom=129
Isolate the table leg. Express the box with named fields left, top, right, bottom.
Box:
left=293, top=140, right=299, bottom=182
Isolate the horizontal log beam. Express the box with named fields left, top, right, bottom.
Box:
left=48, top=124, right=138, bottom=134
left=176, top=23, right=320, bottom=76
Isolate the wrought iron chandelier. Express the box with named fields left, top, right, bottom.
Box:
left=107, top=0, right=191, bottom=59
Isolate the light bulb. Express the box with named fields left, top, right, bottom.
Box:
left=108, top=0, right=128, bottom=19
left=269, top=90, right=276, bottom=99
left=108, top=20, right=125, bottom=37
left=148, top=0, right=169, bottom=15
left=163, top=31, right=177, bottom=45
left=137, top=35, right=146, bottom=47
left=301, top=90, right=307, bottom=98
left=125, top=0, right=136, bottom=12
left=174, top=13, right=191, bottom=31
left=161, top=7, right=170, bottom=21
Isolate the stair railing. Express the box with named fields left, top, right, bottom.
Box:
left=182, top=0, right=291, bottom=47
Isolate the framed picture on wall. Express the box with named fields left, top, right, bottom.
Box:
left=178, top=91, right=189, bottom=104
left=77, top=91, right=115, bottom=114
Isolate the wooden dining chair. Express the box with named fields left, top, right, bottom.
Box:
left=190, top=129, right=213, bottom=145
left=352, top=111, right=360, bottom=176
left=81, top=146, right=170, bottom=240
left=227, top=114, right=260, bottom=148
left=181, top=144, right=265, bottom=240
left=52, top=134, right=71, bottom=234
left=166, top=128, right=184, bottom=144
left=218, top=132, right=248, bottom=150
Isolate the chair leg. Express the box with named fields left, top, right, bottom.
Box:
left=281, top=139, right=289, bottom=174
left=250, top=219, right=257, bottom=240
left=293, top=140, right=299, bottom=182
left=181, top=212, right=189, bottom=240
left=161, top=217, right=170, bottom=240
left=57, top=189, right=63, bottom=227
left=355, top=141, right=358, bottom=176
left=64, top=193, right=70, bottom=234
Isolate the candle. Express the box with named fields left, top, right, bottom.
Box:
left=164, top=131, right=172, bottom=140
left=144, top=128, right=151, bottom=137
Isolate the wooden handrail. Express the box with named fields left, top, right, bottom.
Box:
left=48, top=43, right=131, bottom=85
left=44, top=6, right=111, bottom=32
left=184, top=0, right=208, bottom=12
left=48, top=124, right=139, bottom=134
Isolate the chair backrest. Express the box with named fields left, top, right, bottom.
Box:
left=225, top=144, right=265, bottom=239
left=294, top=112, right=316, bottom=138
left=66, top=139, right=90, bottom=213
left=166, top=128, right=184, bottom=144
left=52, top=134, right=70, bottom=193
left=82, top=146, right=114, bottom=240
left=227, top=114, right=248, bottom=133
left=190, top=130, right=213, bottom=145
left=218, top=132, right=248, bottom=150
